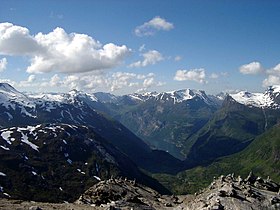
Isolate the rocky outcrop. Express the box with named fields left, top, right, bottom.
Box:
left=184, top=172, right=280, bottom=210
left=76, top=177, right=181, bottom=209
left=76, top=173, right=280, bottom=209
left=1, top=173, right=279, bottom=209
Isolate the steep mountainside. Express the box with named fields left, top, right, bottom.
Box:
left=0, top=83, right=183, bottom=174
left=185, top=92, right=280, bottom=164
left=0, top=124, right=169, bottom=202
left=154, top=124, right=280, bottom=195
left=99, top=89, right=221, bottom=159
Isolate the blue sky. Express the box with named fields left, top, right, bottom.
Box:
left=0, top=0, right=280, bottom=94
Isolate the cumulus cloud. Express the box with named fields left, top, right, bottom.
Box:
left=174, top=68, right=207, bottom=84
left=135, top=16, right=174, bottom=36
left=0, top=57, right=7, bottom=71
left=266, top=63, right=280, bottom=76
left=129, top=50, right=163, bottom=68
left=0, top=22, right=131, bottom=74
left=17, top=75, right=37, bottom=87
left=263, top=75, right=280, bottom=87
left=0, top=23, right=42, bottom=55
left=262, top=63, right=280, bottom=87
left=28, top=71, right=163, bottom=93
left=239, top=61, right=263, bottom=75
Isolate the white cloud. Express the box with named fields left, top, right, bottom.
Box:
left=262, top=75, right=280, bottom=87
left=266, top=63, right=280, bottom=76
left=129, top=50, right=163, bottom=68
left=32, top=71, right=163, bottom=93
left=239, top=61, right=263, bottom=75
left=174, top=68, right=207, bottom=84
left=0, top=22, right=131, bottom=74
left=18, top=75, right=37, bottom=87
left=0, top=57, right=7, bottom=71
left=143, top=77, right=155, bottom=88
left=210, top=73, right=219, bottom=79
left=262, top=63, right=280, bottom=87
left=135, top=16, right=174, bottom=36
left=49, top=74, right=61, bottom=87
left=174, top=56, right=182, bottom=62
left=0, top=23, right=43, bottom=56
left=27, top=74, right=36, bottom=82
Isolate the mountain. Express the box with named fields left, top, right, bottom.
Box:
left=230, top=85, right=280, bottom=109
left=0, top=123, right=170, bottom=202
left=153, top=123, right=280, bottom=195
left=184, top=173, right=280, bottom=210
left=0, top=83, right=37, bottom=125
left=184, top=87, right=280, bottom=164
left=0, top=83, right=184, bottom=174
left=98, top=89, right=221, bottom=159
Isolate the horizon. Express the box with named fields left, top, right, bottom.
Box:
left=1, top=1, right=280, bottom=95
left=0, top=81, right=277, bottom=97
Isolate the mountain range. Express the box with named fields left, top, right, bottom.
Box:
left=0, top=82, right=280, bottom=201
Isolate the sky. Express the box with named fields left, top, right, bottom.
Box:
left=0, top=0, right=280, bottom=95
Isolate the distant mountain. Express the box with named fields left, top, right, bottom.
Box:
left=0, top=83, right=184, bottom=174
left=97, top=89, right=222, bottom=159
left=0, top=124, right=169, bottom=202
left=230, top=85, right=280, bottom=109
left=0, top=83, right=37, bottom=123
left=185, top=91, right=280, bottom=164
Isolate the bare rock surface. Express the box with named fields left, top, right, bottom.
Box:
left=184, top=172, right=280, bottom=210
left=76, top=177, right=181, bottom=209
left=1, top=173, right=279, bottom=209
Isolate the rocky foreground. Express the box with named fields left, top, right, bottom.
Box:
left=1, top=173, right=280, bottom=209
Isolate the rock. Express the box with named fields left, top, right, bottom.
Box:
left=165, top=202, right=172, bottom=207
left=184, top=173, right=280, bottom=210
left=271, top=196, right=280, bottom=205
left=76, top=178, right=173, bottom=209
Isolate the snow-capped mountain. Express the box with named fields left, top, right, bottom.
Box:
left=0, top=83, right=36, bottom=118
left=127, top=89, right=220, bottom=105
left=0, top=83, right=183, bottom=173
left=230, top=86, right=280, bottom=109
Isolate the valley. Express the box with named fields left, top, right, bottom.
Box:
left=0, top=83, right=279, bottom=208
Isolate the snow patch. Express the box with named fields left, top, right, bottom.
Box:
left=67, top=159, right=72, bottom=164
left=230, top=88, right=280, bottom=109
left=0, top=172, right=6, bottom=176
left=21, top=133, right=39, bottom=151
left=93, top=176, right=101, bottom=181
left=1, top=131, right=13, bottom=145
left=0, top=145, right=10, bottom=150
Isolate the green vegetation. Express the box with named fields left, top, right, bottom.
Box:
left=153, top=124, right=280, bottom=194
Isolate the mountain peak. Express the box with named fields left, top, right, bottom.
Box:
left=0, top=83, right=18, bottom=93
left=127, top=88, right=217, bottom=105
left=230, top=88, right=280, bottom=109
